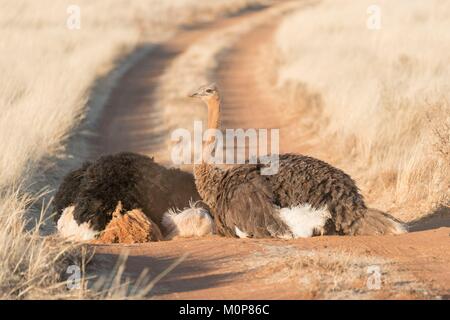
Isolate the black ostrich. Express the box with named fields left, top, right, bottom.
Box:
left=54, top=152, right=212, bottom=241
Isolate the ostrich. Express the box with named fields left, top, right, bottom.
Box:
left=188, top=83, right=406, bottom=238
left=54, top=152, right=214, bottom=241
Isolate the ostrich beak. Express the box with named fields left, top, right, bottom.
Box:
left=188, top=90, right=199, bottom=98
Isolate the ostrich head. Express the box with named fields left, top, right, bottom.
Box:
left=188, top=83, right=220, bottom=103
left=189, top=83, right=222, bottom=151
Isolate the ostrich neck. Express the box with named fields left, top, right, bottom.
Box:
left=194, top=96, right=223, bottom=209
left=207, top=98, right=221, bottom=131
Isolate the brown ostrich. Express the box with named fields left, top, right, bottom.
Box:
left=188, top=83, right=406, bottom=238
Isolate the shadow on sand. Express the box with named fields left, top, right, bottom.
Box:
left=407, top=205, right=450, bottom=232
left=88, top=250, right=244, bottom=298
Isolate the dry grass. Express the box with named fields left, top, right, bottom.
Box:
left=247, top=245, right=429, bottom=299
left=0, top=0, right=271, bottom=299
left=0, top=0, right=272, bottom=189
left=0, top=189, right=83, bottom=299
left=274, top=0, right=450, bottom=220
left=0, top=186, right=187, bottom=299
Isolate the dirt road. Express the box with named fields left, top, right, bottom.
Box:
left=89, top=2, right=449, bottom=299
left=93, top=228, right=449, bottom=299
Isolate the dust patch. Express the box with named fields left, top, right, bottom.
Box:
left=93, top=202, right=163, bottom=244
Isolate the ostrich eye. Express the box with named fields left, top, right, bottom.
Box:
left=205, top=89, right=213, bottom=93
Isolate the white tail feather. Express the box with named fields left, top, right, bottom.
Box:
left=278, top=204, right=331, bottom=238
left=162, top=201, right=214, bottom=240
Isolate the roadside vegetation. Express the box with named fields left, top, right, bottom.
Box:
left=274, top=0, right=449, bottom=221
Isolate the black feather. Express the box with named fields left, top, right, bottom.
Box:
left=54, top=152, right=200, bottom=233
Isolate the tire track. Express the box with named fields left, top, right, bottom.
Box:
left=89, top=7, right=268, bottom=160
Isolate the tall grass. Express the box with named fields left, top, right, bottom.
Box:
left=275, top=0, right=450, bottom=220
left=0, top=191, right=185, bottom=299
left=0, top=0, right=271, bottom=299
left=0, top=0, right=271, bottom=189
left=0, top=189, right=82, bottom=299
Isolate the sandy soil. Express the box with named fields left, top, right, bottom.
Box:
left=92, top=228, right=449, bottom=299
left=88, top=2, right=450, bottom=299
